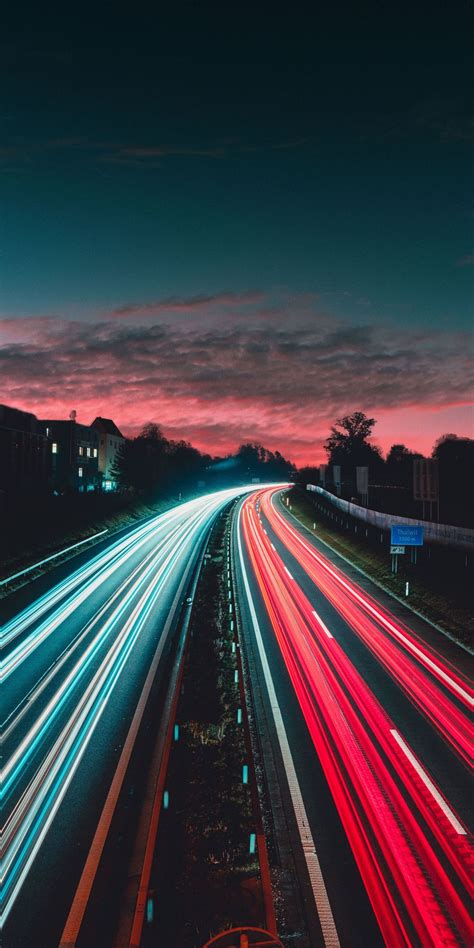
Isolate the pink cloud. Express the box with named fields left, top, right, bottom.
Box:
left=1, top=303, right=472, bottom=466
left=110, top=290, right=265, bottom=319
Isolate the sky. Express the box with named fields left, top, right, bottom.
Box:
left=1, top=3, right=473, bottom=465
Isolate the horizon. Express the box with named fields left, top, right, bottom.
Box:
left=2, top=395, right=471, bottom=468
left=1, top=5, right=473, bottom=467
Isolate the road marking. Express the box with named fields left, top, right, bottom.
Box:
left=273, top=496, right=472, bottom=704
left=390, top=730, right=467, bottom=835
left=59, top=538, right=204, bottom=947
left=311, top=610, right=333, bottom=638
left=237, top=511, right=340, bottom=948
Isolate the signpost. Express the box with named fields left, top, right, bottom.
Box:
left=356, top=466, right=369, bottom=506
left=391, top=525, right=423, bottom=546
left=413, top=458, right=439, bottom=521
left=390, top=525, right=423, bottom=572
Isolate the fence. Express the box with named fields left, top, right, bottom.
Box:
left=306, top=485, right=474, bottom=551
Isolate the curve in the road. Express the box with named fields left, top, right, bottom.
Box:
left=238, top=488, right=473, bottom=947
left=0, top=487, right=264, bottom=935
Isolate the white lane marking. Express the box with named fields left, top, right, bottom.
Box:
left=271, top=496, right=472, bottom=707
left=390, top=730, right=467, bottom=835
left=311, top=610, right=333, bottom=638
left=284, top=567, right=294, bottom=580
left=237, top=512, right=340, bottom=947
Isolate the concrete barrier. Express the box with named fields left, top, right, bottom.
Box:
left=306, top=485, right=474, bottom=550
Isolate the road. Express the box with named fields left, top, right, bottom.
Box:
left=234, top=488, right=473, bottom=947
left=1, top=487, right=254, bottom=948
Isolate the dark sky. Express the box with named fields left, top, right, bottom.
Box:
left=1, top=2, right=473, bottom=462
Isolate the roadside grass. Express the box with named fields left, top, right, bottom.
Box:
left=0, top=493, right=191, bottom=592
left=283, top=488, right=473, bottom=648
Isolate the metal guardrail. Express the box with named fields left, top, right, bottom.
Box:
left=306, top=485, right=474, bottom=550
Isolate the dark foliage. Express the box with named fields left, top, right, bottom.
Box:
left=112, top=427, right=295, bottom=495
left=235, top=442, right=295, bottom=482
left=325, top=411, right=384, bottom=480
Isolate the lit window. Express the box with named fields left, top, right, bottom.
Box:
left=79, top=446, right=84, bottom=456
left=46, top=427, right=50, bottom=437
left=93, top=448, right=98, bottom=458
left=87, top=447, right=91, bottom=457
left=52, top=443, right=58, bottom=454
left=78, top=466, right=83, bottom=477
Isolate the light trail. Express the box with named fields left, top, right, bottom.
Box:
left=239, top=491, right=473, bottom=947
left=262, top=491, right=473, bottom=766
left=3, top=515, right=196, bottom=801
left=1, top=487, right=266, bottom=929
left=235, top=509, right=340, bottom=948
left=1, top=507, right=186, bottom=674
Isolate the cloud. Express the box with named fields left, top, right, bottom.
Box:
left=110, top=290, right=265, bottom=319
left=0, top=136, right=313, bottom=171
left=1, top=301, right=472, bottom=464
left=110, top=144, right=226, bottom=162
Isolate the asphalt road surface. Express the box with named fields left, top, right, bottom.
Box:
left=234, top=487, right=472, bottom=948
left=1, top=488, right=255, bottom=948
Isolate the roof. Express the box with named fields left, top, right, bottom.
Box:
left=90, top=417, right=124, bottom=438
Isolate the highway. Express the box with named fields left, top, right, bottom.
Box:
left=234, top=488, right=473, bottom=947
left=0, top=488, right=255, bottom=948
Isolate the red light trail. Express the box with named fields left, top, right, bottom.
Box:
left=240, top=489, right=472, bottom=946
left=262, top=491, right=473, bottom=766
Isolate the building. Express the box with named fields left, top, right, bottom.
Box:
left=0, top=404, right=51, bottom=496
left=90, top=417, right=124, bottom=490
left=41, top=419, right=99, bottom=493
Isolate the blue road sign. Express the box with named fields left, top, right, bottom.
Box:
left=391, top=525, right=424, bottom=546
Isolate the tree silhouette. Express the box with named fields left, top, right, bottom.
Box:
left=325, top=411, right=382, bottom=467
left=385, top=443, right=423, bottom=488
left=236, top=443, right=294, bottom=481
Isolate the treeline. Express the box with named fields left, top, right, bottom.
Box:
left=296, top=411, right=473, bottom=488
left=296, top=411, right=473, bottom=526
left=112, top=423, right=295, bottom=496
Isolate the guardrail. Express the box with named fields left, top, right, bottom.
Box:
left=306, top=485, right=474, bottom=550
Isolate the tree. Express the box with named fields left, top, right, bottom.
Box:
left=112, top=422, right=169, bottom=493
left=111, top=438, right=137, bottom=489
left=385, top=443, right=423, bottom=489
left=325, top=411, right=375, bottom=457
left=432, top=433, right=461, bottom=456
left=168, top=439, right=209, bottom=488
left=325, top=412, right=381, bottom=464
left=324, top=411, right=385, bottom=488
left=432, top=434, right=474, bottom=527
left=295, top=465, right=321, bottom=487
left=236, top=443, right=295, bottom=481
